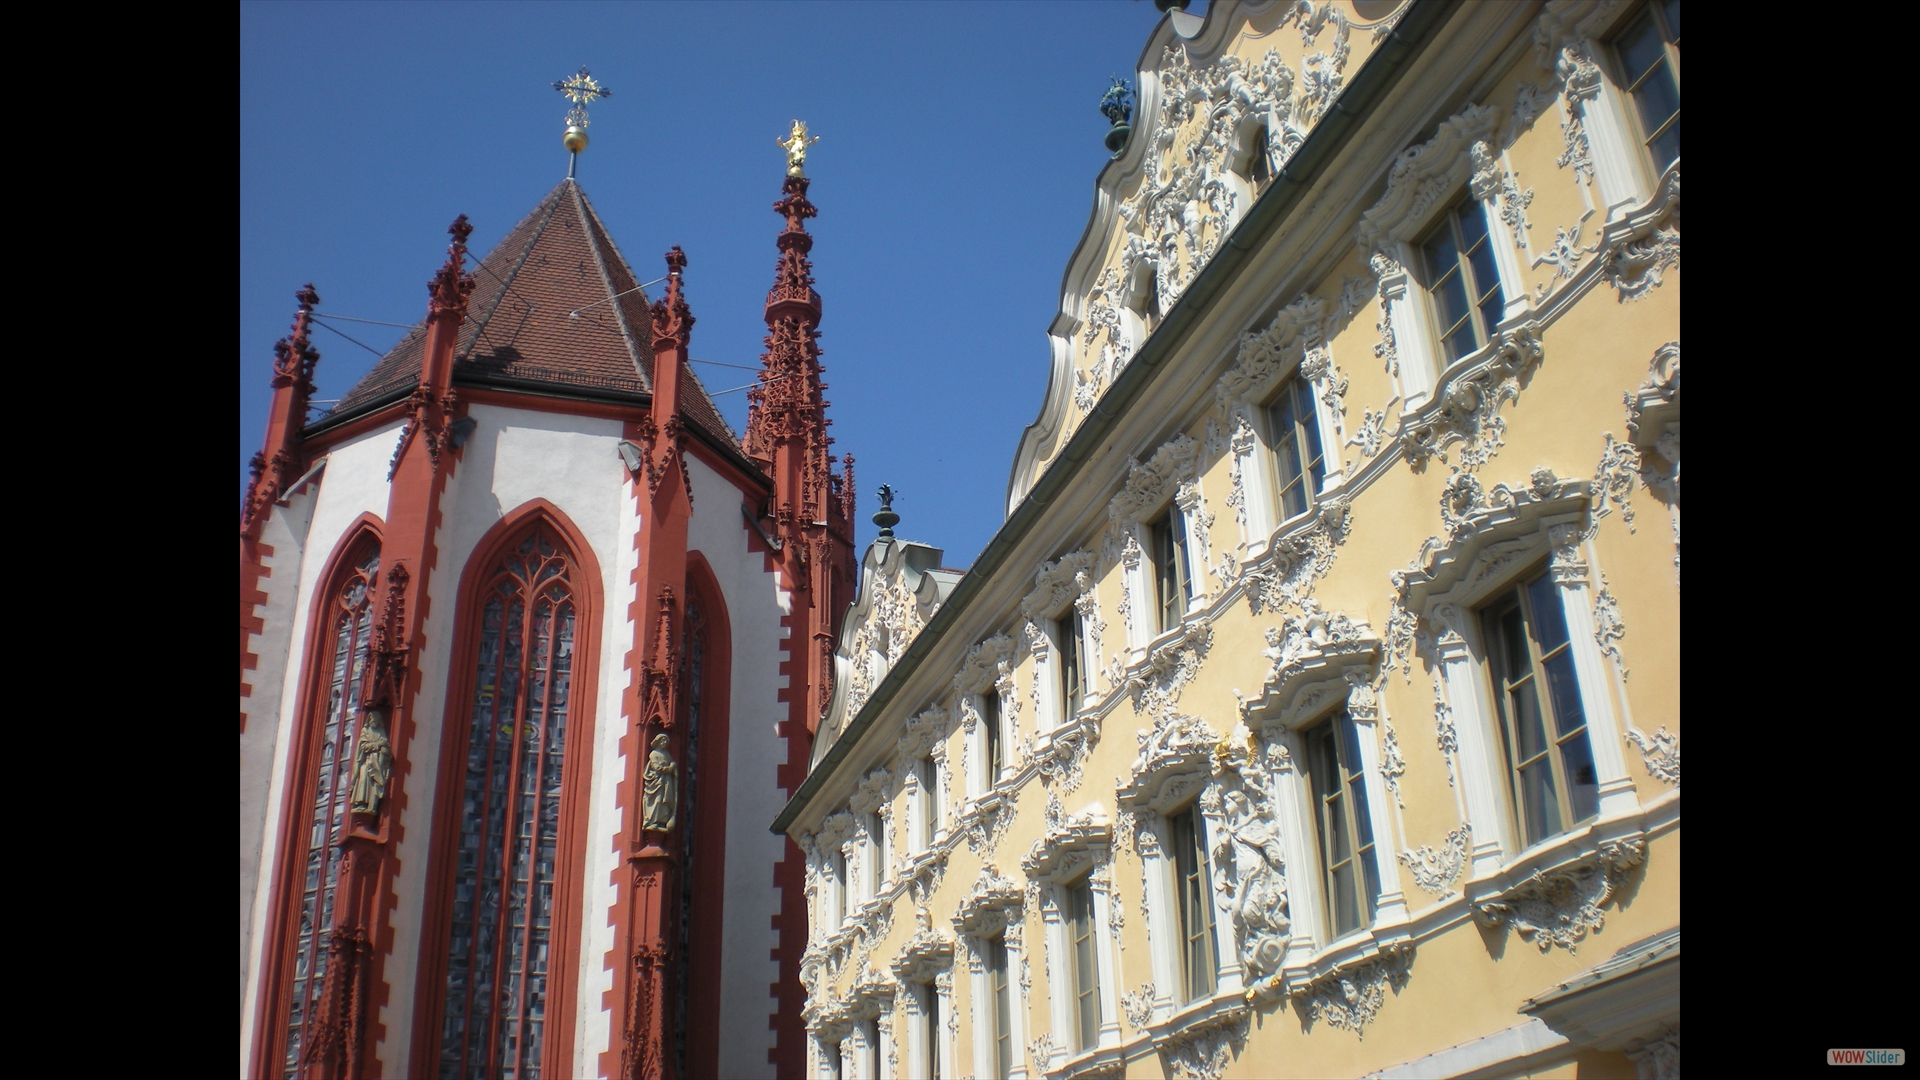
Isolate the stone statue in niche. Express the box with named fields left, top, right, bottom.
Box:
left=642, top=733, right=679, bottom=832
left=349, top=708, right=393, bottom=816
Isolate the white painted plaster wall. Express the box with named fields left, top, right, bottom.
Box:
left=239, top=479, right=315, bottom=1055
left=686, top=454, right=792, bottom=1080
left=240, top=423, right=400, bottom=1078
left=378, top=404, right=629, bottom=1076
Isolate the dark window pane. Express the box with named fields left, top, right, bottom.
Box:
left=1456, top=201, right=1491, bottom=247
left=1542, top=652, right=1586, bottom=739
left=1466, top=238, right=1502, bottom=309
left=1519, top=759, right=1559, bottom=847
left=1560, top=732, right=1600, bottom=823
left=1635, top=63, right=1680, bottom=142
left=1661, top=0, right=1680, bottom=40
left=1526, top=574, right=1571, bottom=651
left=1331, top=861, right=1357, bottom=936
left=1650, top=117, right=1680, bottom=172
left=1296, top=379, right=1325, bottom=493
left=1511, top=681, right=1548, bottom=762
left=1422, top=228, right=1459, bottom=287
left=1432, top=266, right=1471, bottom=333
left=1616, top=10, right=1665, bottom=83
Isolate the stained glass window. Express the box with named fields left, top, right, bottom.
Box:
left=438, top=527, right=577, bottom=1080
left=283, top=543, right=379, bottom=1078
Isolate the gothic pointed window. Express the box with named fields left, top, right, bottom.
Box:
left=279, top=541, right=379, bottom=1078
left=437, top=527, right=578, bottom=1080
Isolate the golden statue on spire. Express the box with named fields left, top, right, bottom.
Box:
left=778, top=120, right=820, bottom=178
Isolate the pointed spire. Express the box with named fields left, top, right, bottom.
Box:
left=242, top=283, right=324, bottom=537
left=428, top=214, right=475, bottom=316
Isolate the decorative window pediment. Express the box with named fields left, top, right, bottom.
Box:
left=1023, top=551, right=1096, bottom=621
left=952, top=863, right=1025, bottom=938
left=1392, top=467, right=1590, bottom=621
left=1474, top=836, right=1646, bottom=953
left=1356, top=104, right=1501, bottom=257
left=1021, top=800, right=1113, bottom=884
left=848, top=767, right=892, bottom=816
left=892, top=907, right=956, bottom=984
left=1109, top=433, right=1200, bottom=525
left=1115, top=712, right=1218, bottom=817
left=897, top=704, right=951, bottom=761
left=1624, top=341, right=1679, bottom=450
left=954, top=634, right=1015, bottom=701
left=1238, top=605, right=1381, bottom=733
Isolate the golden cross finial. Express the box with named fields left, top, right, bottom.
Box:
left=553, top=67, right=612, bottom=158
left=778, top=119, right=820, bottom=178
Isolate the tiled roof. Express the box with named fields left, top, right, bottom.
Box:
left=320, top=179, right=737, bottom=451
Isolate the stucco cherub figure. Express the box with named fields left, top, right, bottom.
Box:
left=349, top=708, right=393, bottom=816
left=642, top=733, right=679, bottom=832
left=1222, top=788, right=1291, bottom=977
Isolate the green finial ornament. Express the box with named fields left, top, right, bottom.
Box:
left=873, top=484, right=899, bottom=543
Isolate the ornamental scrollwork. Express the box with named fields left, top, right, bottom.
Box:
left=1120, top=985, right=1157, bottom=1031
left=1159, top=1005, right=1250, bottom=1080
left=1399, top=824, right=1471, bottom=896
left=1288, top=944, right=1414, bottom=1040
left=1606, top=170, right=1680, bottom=302
left=1401, top=320, right=1543, bottom=470
left=1126, top=621, right=1212, bottom=719
left=1241, top=496, right=1352, bottom=615
left=1625, top=726, right=1679, bottom=786
left=1593, top=572, right=1627, bottom=678
left=1474, top=838, right=1646, bottom=953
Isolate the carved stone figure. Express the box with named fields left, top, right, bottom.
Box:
left=642, top=733, right=679, bottom=832
left=349, top=708, right=393, bottom=816
left=1221, top=789, right=1290, bottom=977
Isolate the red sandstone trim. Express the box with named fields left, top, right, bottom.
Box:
left=249, top=515, right=385, bottom=1080
left=242, top=538, right=277, bottom=733
left=680, top=554, right=733, bottom=1080
left=600, top=419, right=651, bottom=1079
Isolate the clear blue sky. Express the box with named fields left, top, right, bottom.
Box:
left=241, top=0, right=1203, bottom=566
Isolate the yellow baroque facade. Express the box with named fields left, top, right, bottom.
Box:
left=775, top=1, right=1680, bottom=1078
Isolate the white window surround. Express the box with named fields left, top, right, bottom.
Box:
left=812, top=813, right=857, bottom=936
left=892, top=910, right=955, bottom=1080
left=1211, top=291, right=1351, bottom=550
left=1021, top=551, right=1099, bottom=739
left=1392, top=468, right=1639, bottom=883
left=1020, top=802, right=1123, bottom=1070
left=955, top=636, right=1015, bottom=799
left=954, top=865, right=1029, bottom=1080
left=1535, top=0, right=1662, bottom=218
left=896, top=705, right=953, bottom=856
left=1236, top=613, right=1413, bottom=989
left=1114, top=718, right=1243, bottom=1024
left=1356, top=102, right=1532, bottom=411
left=1109, top=433, right=1211, bottom=655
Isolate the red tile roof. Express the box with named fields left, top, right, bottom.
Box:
left=320, top=179, right=737, bottom=450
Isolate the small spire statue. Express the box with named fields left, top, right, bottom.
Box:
left=872, top=484, right=899, bottom=543
left=641, top=733, right=679, bottom=833
left=553, top=66, right=612, bottom=174
left=1100, top=77, right=1134, bottom=156
left=779, top=119, right=820, bottom=178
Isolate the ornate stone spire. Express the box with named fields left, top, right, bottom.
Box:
left=241, top=283, right=322, bottom=537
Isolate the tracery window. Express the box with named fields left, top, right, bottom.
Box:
left=280, top=542, right=379, bottom=1078
left=436, top=527, right=578, bottom=1080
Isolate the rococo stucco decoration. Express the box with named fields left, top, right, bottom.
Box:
left=1159, top=1005, right=1250, bottom=1080
left=1474, top=837, right=1646, bottom=953
left=1288, top=944, right=1414, bottom=1040
left=1399, top=824, right=1471, bottom=896
left=1625, top=726, right=1679, bottom=786
left=1208, top=728, right=1293, bottom=981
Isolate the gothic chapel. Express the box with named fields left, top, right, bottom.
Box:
left=240, top=113, right=855, bottom=1078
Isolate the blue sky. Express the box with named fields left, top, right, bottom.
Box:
left=241, top=0, right=1201, bottom=565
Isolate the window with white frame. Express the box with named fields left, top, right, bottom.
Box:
left=1055, top=606, right=1087, bottom=723
left=1609, top=1, right=1680, bottom=175
left=982, top=689, right=1003, bottom=789
left=1150, top=505, right=1193, bottom=634
left=1065, top=878, right=1101, bottom=1052
left=1168, top=805, right=1217, bottom=1002
left=1417, top=196, right=1506, bottom=367
left=825, top=846, right=847, bottom=930
left=1303, top=711, right=1382, bottom=938
left=911, top=980, right=942, bottom=1079
left=1357, top=104, right=1527, bottom=407
left=1481, top=565, right=1601, bottom=847
left=987, top=934, right=1013, bottom=1077
left=857, top=1018, right=880, bottom=1080
left=913, top=756, right=940, bottom=851
left=866, top=812, right=887, bottom=900
left=1264, top=372, right=1327, bottom=524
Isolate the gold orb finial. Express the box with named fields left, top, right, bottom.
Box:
left=553, top=67, right=611, bottom=162
left=778, top=119, right=820, bottom=178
